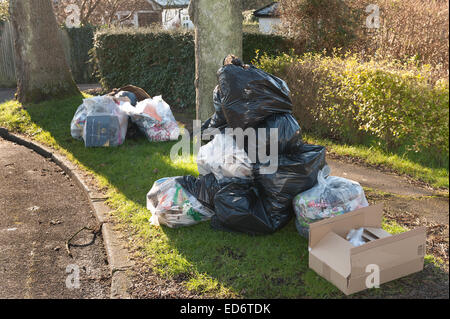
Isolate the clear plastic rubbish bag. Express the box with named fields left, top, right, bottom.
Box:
left=121, top=96, right=180, bottom=142
left=70, top=103, right=87, bottom=140
left=82, top=96, right=128, bottom=147
left=197, top=133, right=253, bottom=180
left=71, top=96, right=129, bottom=147
left=146, top=177, right=215, bottom=228
left=293, top=165, right=369, bottom=238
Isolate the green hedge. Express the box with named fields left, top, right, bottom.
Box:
left=92, top=28, right=292, bottom=109
left=64, top=26, right=97, bottom=83
left=256, top=52, right=450, bottom=168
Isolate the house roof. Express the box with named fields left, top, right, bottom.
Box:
left=153, top=0, right=190, bottom=8
left=253, top=2, right=280, bottom=18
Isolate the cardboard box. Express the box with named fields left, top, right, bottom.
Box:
left=308, top=204, right=426, bottom=295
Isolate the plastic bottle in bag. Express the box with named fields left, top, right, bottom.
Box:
left=293, top=166, right=369, bottom=238
left=146, top=177, right=215, bottom=228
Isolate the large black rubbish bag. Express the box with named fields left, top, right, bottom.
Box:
left=217, top=64, right=293, bottom=129
left=254, top=144, right=327, bottom=231
left=176, top=174, right=220, bottom=210
left=212, top=180, right=275, bottom=235
left=201, top=86, right=228, bottom=135
left=239, top=113, right=304, bottom=162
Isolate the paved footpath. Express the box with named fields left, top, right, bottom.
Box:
left=0, top=137, right=110, bottom=298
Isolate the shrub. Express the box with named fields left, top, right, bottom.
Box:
left=0, top=1, right=8, bottom=23
left=65, top=25, right=97, bottom=83
left=92, top=27, right=292, bottom=109
left=279, top=0, right=365, bottom=53
left=256, top=53, right=449, bottom=166
left=278, top=0, right=449, bottom=79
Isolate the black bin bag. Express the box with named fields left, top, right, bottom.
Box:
left=254, top=144, right=327, bottom=231
left=212, top=180, right=275, bottom=235
left=201, top=86, right=227, bottom=135
left=176, top=174, right=220, bottom=210
left=240, top=113, right=304, bottom=161
left=217, top=64, right=293, bottom=129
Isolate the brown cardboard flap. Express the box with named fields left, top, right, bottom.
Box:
left=310, top=232, right=353, bottom=278
left=309, top=204, right=384, bottom=248
left=364, top=227, right=392, bottom=239
left=350, top=227, right=427, bottom=278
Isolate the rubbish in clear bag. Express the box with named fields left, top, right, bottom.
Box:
left=120, top=96, right=180, bottom=142
left=70, top=96, right=129, bottom=147
left=197, top=133, right=253, bottom=180
left=71, top=103, right=87, bottom=140
left=293, top=165, right=369, bottom=238
left=218, top=64, right=293, bottom=129
left=146, top=177, right=215, bottom=228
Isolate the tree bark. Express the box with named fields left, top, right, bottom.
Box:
left=10, top=0, right=80, bottom=104
left=189, top=0, right=243, bottom=122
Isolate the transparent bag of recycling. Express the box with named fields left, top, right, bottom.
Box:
left=197, top=133, right=253, bottom=181
left=81, top=96, right=128, bottom=147
left=293, top=165, right=369, bottom=238
left=71, top=96, right=128, bottom=147
left=146, top=177, right=215, bottom=228
left=70, top=103, right=87, bottom=140
left=121, top=96, right=180, bottom=142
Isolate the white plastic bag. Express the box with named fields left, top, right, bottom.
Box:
left=146, top=177, right=215, bottom=228
left=120, top=96, right=180, bottom=142
left=197, top=133, right=253, bottom=180
left=293, top=166, right=369, bottom=237
left=346, top=227, right=366, bottom=247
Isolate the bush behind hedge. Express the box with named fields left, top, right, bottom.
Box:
left=256, top=52, right=449, bottom=167
left=92, top=28, right=291, bottom=110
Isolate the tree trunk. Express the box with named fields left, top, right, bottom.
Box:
left=10, top=0, right=80, bottom=104
left=189, top=0, right=243, bottom=122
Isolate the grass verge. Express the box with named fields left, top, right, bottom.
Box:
left=0, top=95, right=446, bottom=298
left=303, top=134, right=449, bottom=190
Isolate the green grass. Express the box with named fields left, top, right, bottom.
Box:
left=0, top=95, right=444, bottom=298
left=303, top=134, right=449, bottom=190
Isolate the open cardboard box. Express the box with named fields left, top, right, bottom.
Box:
left=308, top=204, right=427, bottom=295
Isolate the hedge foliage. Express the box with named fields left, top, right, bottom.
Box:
left=92, top=28, right=291, bottom=110
left=256, top=52, right=449, bottom=167
left=64, top=26, right=97, bottom=83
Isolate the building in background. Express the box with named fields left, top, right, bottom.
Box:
left=160, top=1, right=193, bottom=30
left=52, top=0, right=193, bottom=29
left=117, top=0, right=192, bottom=29
left=253, top=2, right=281, bottom=34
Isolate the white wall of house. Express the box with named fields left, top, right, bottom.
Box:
left=162, top=8, right=194, bottom=30
left=258, top=17, right=281, bottom=34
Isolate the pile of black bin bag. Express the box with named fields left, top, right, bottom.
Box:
left=176, top=57, right=326, bottom=235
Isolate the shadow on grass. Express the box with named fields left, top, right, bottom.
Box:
left=10, top=95, right=447, bottom=299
